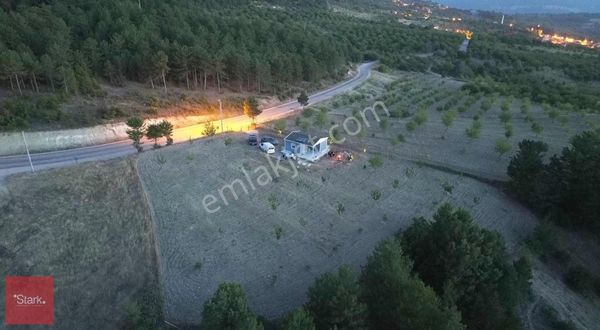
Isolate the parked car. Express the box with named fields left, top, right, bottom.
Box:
left=260, top=135, right=279, bottom=146
left=281, top=150, right=297, bottom=160
left=259, top=142, right=276, bottom=154
left=248, top=134, right=258, bottom=146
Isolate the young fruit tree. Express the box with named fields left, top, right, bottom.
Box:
left=203, top=121, right=217, bottom=136
left=441, top=110, right=456, bottom=139
left=495, top=138, right=512, bottom=159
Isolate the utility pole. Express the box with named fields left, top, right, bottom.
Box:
left=218, top=99, right=224, bottom=133
left=21, top=131, right=35, bottom=173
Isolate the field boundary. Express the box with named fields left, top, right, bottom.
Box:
left=133, top=157, right=168, bottom=326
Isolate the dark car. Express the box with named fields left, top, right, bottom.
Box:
left=248, top=134, right=258, bottom=146
left=260, top=135, right=278, bottom=146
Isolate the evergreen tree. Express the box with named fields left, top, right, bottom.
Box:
left=243, top=97, right=261, bottom=123
left=201, top=283, right=263, bottom=330
left=361, top=239, right=465, bottom=330
left=282, top=309, right=315, bottom=330
left=305, top=266, right=368, bottom=330
left=126, top=117, right=145, bottom=152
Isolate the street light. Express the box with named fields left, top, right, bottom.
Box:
left=218, top=99, right=224, bottom=133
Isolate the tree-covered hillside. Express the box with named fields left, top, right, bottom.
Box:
left=0, top=0, right=458, bottom=96
left=0, top=0, right=463, bottom=129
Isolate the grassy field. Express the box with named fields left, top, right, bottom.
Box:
left=0, top=159, right=161, bottom=329
left=137, top=134, right=539, bottom=325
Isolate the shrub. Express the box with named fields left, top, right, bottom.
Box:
left=504, top=122, right=514, bottom=138
left=526, top=224, right=557, bottom=258
left=203, top=121, right=217, bottom=136
left=371, top=189, right=382, bottom=201
left=302, top=107, right=315, bottom=118
left=531, top=122, right=544, bottom=135
left=368, top=155, right=383, bottom=168
left=465, top=120, right=482, bottom=139
left=336, top=203, right=345, bottom=215
left=564, top=266, right=595, bottom=294
left=268, top=194, right=279, bottom=210
left=442, top=182, right=453, bottom=194
left=274, top=226, right=283, bottom=240
left=414, top=108, right=428, bottom=126
left=379, top=118, right=389, bottom=131
left=274, top=120, right=286, bottom=132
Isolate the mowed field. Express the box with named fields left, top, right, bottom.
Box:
left=0, top=159, right=160, bottom=329
left=137, top=135, right=538, bottom=324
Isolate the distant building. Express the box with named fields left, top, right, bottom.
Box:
left=283, top=131, right=329, bottom=162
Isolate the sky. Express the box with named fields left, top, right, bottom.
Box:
left=436, top=0, right=600, bottom=13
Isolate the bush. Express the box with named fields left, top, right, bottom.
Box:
left=465, top=120, right=482, bottom=139
left=564, top=266, right=595, bottom=294
left=274, top=120, right=286, bottom=133
left=526, top=224, right=557, bottom=258
left=203, top=121, right=217, bottom=136
left=302, top=107, right=315, bottom=118
left=371, top=189, right=382, bottom=200
left=368, top=155, right=383, bottom=168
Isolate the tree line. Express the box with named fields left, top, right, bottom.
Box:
left=446, top=30, right=600, bottom=112
left=159, top=204, right=531, bottom=330
left=508, top=130, right=600, bottom=231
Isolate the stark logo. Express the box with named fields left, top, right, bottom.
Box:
left=5, top=276, right=54, bottom=325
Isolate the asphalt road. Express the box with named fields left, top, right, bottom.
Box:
left=0, top=62, right=374, bottom=178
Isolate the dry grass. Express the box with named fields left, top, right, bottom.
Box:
left=137, top=134, right=538, bottom=325
left=0, top=159, right=160, bottom=329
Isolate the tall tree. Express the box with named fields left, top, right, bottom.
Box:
left=305, top=266, right=368, bottom=330
left=401, top=204, right=530, bottom=330
left=507, top=140, right=549, bottom=206
left=153, top=51, right=169, bottom=94
left=361, top=239, right=465, bottom=330
left=201, top=283, right=263, bottom=330
left=282, top=309, right=315, bottom=330
left=242, top=97, right=261, bottom=123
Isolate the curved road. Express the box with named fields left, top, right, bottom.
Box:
left=0, top=62, right=374, bottom=178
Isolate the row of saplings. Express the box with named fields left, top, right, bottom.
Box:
left=194, top=204, right=531, bottom=330
left=125, top=117, right=174, bottom=152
